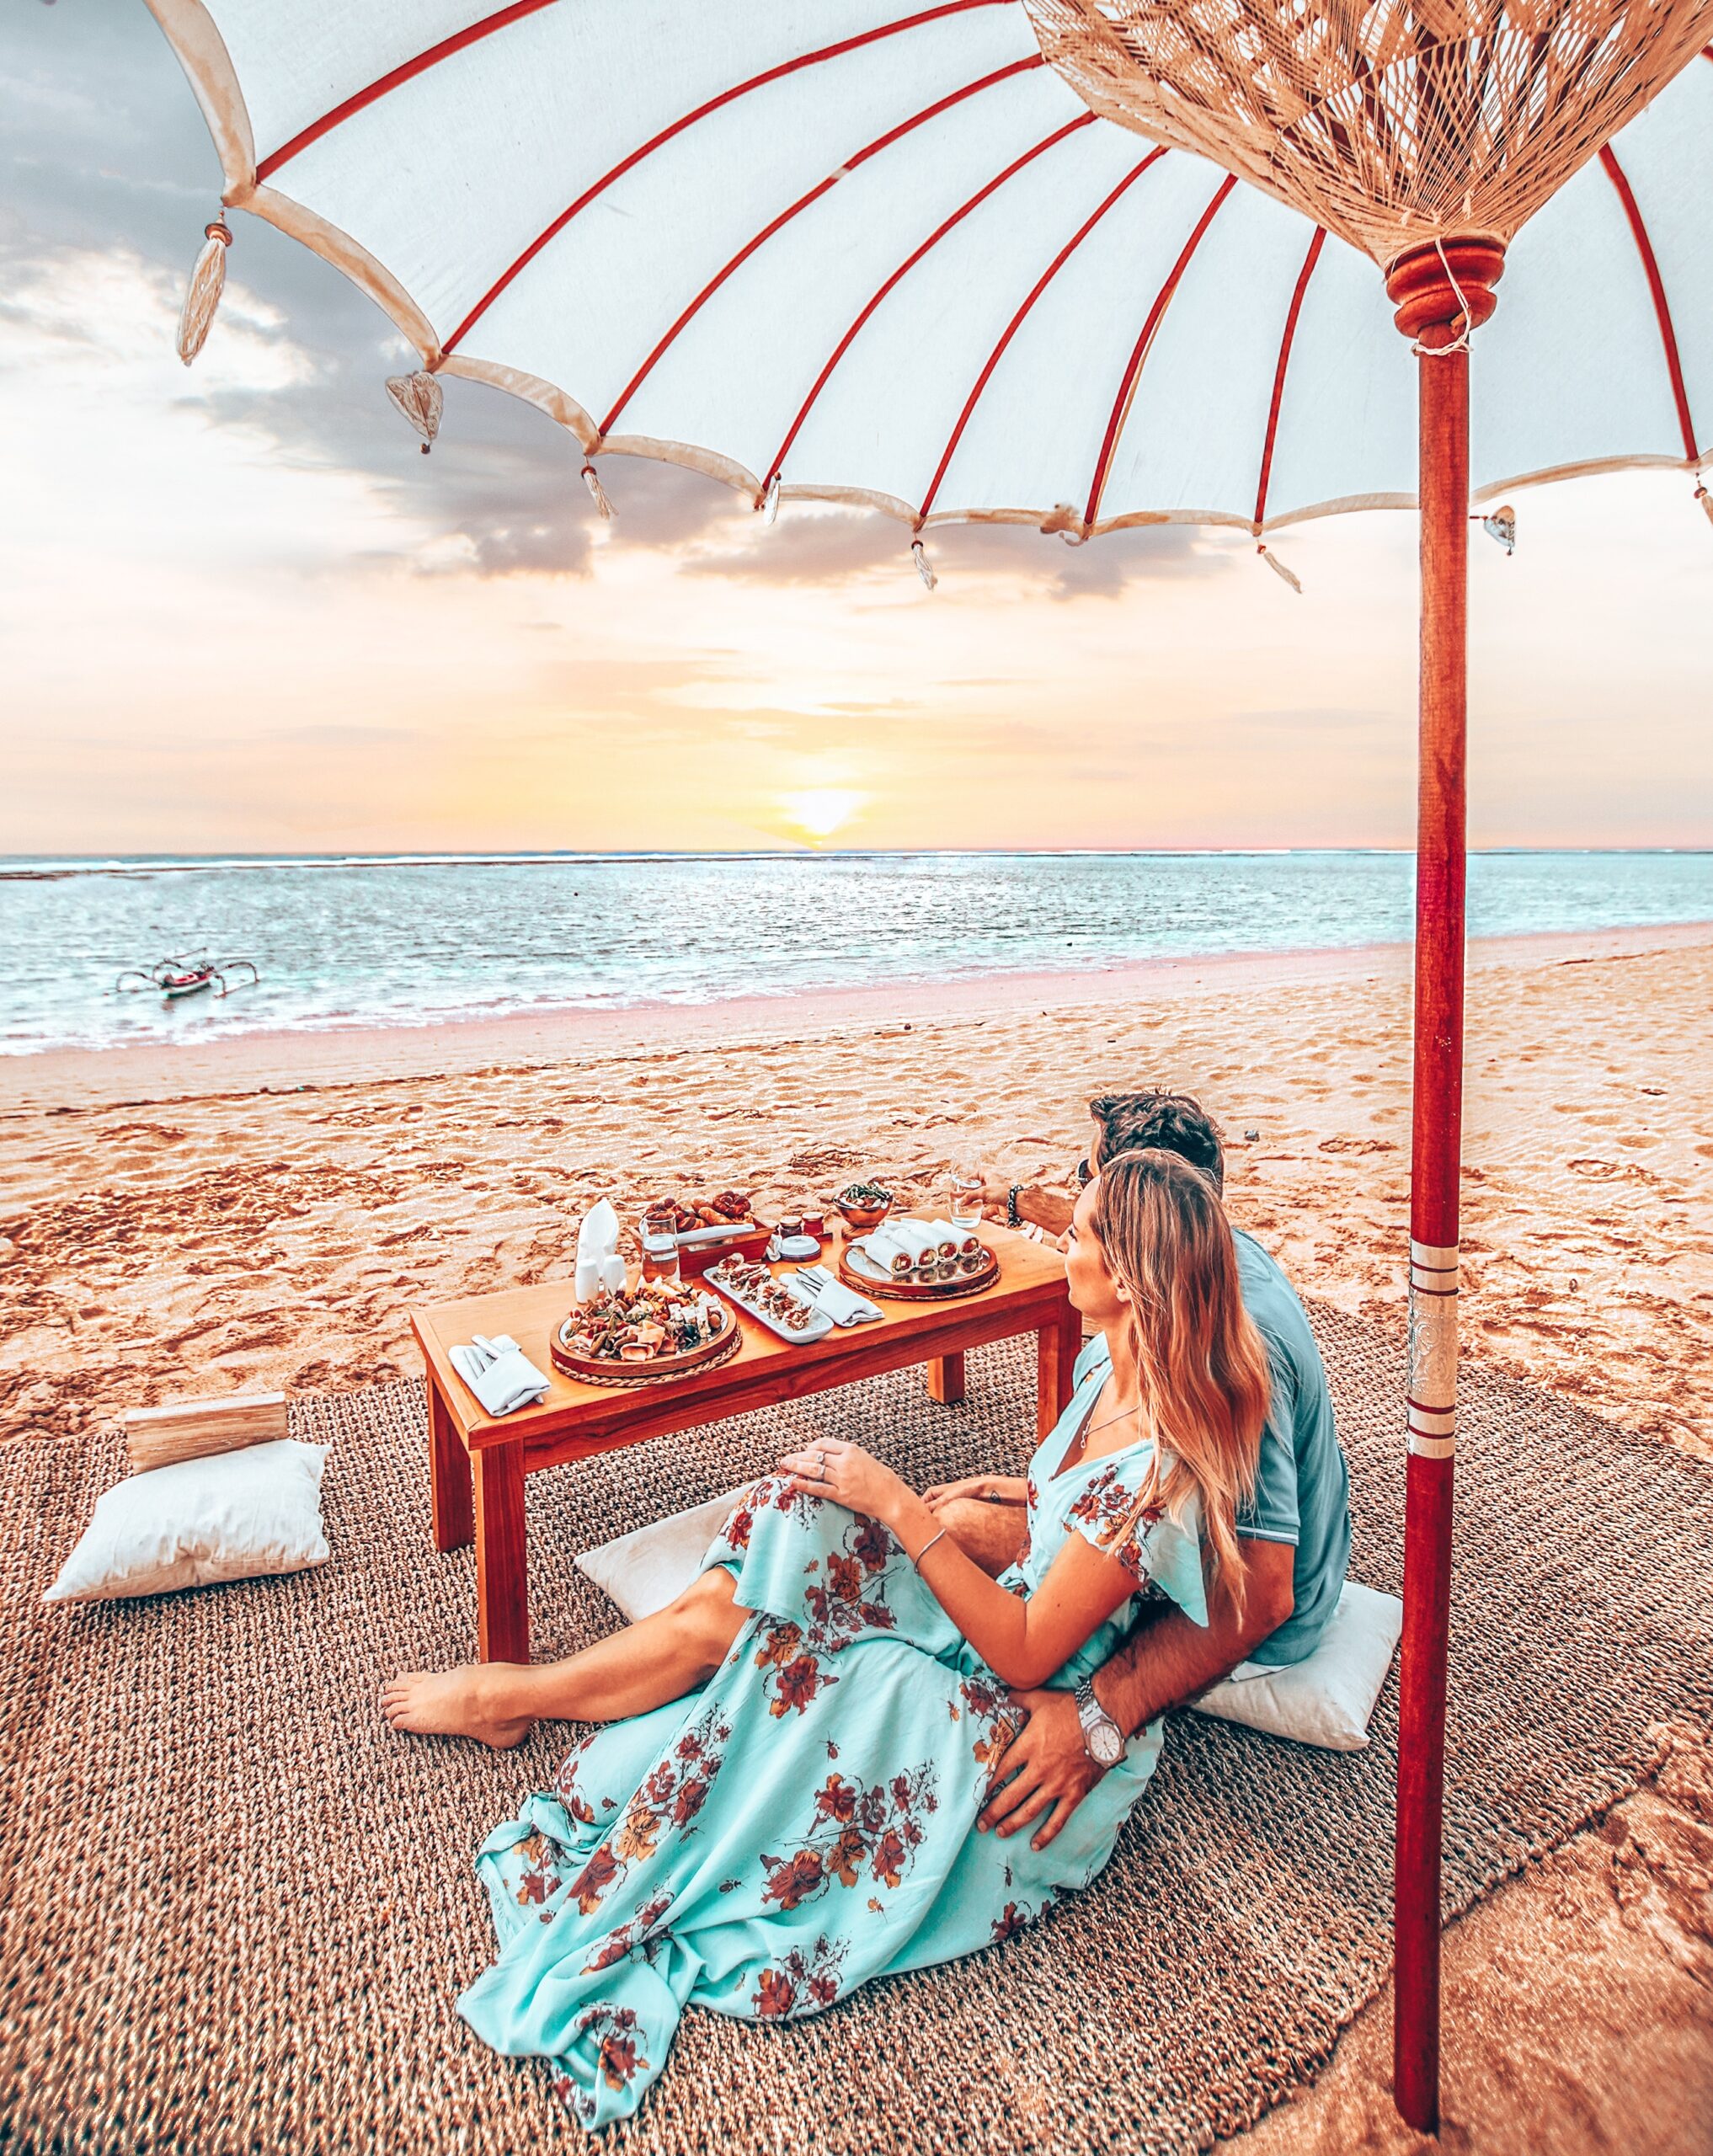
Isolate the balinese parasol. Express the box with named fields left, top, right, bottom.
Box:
left=142, top=0, right=1711, bottom=2127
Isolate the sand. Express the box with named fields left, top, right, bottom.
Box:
left=3, top=920, right=1710, bottom=2150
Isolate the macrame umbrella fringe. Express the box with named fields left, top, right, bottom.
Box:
left=582, top=462, right=616, bottom=518
left=1257, top=541, right=1303, bottom=594
left=760, top=474, right=782, bottom=525
left=1477, top=504, right=1516, bottom=554
left=176, top=218, right=232, bottom=366
left=1696, top=477, right=1712, bottom=529
left=385, top=371, right=443, bottom=454
left=910, top=537, right=937, bottom=590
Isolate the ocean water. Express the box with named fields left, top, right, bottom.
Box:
left=0, top=851, right=1706, bottom=1055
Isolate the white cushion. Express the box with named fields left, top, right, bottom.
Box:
left=1189, top=1580, right=1403, bottom=1752
left=44, top=1440, right=330, bottom=1604
left=576, top=1488, right=744, bottom=1620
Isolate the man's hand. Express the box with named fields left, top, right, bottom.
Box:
left=979, top=1686, right=1103, bottom=1849
left=972, top=1166, right=1015, bottom=1218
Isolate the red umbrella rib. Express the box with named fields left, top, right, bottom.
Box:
left=597, top=54, right=1046, bottom=440
left=1598, top=146, right=1701, bottom=462
left=441, top=0, right=1017, bottom=359
left=254, top=0, right=558, bottom=184
left=1082, top=174, right=1238, bottom=533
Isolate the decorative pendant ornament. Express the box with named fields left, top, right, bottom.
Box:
left=385, top=371, right=442, bottom=454
left=581, top=462, right=616, bottom=518
left=761, top=474, right=782, bottom=525
left=176, top=217, right=232, bottom=366
left=1257, top=541, right=1302, bottom=595
left=1479, top=504, right=1517, bottom=554
left=910, top=537, right=937, bottom=590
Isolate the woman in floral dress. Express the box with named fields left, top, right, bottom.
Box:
left=382, top=1150, right=1270, bottom=2127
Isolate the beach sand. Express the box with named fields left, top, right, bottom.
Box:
left=3, top=921, right=1709, bottom=2149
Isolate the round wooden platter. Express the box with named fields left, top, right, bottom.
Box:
left=550, top=1309, right=740, bottom=1388
left=837, top=1241, right=1000, bottom=1302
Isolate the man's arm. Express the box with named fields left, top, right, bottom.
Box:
left=974, top=1169, right=1075, bottom=1240
left=977, top=1538, right=1296, bottom=1848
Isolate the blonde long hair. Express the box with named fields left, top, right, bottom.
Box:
left=1090, top=1148, right=1270, bottom=1609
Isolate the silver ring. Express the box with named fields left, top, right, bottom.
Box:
left=814, top=1449, right=828, bottom=1476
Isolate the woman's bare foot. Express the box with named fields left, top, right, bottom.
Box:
left=380, top=1664, right=534, bottom=1748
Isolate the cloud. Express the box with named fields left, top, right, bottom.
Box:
left=681, top=504, right=1230, bottom=597
left=0, top=5, right=738, bottom=582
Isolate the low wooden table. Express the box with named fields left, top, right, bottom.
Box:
left=409, top=1224, right=1078, bottom=1662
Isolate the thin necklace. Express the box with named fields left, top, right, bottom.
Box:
left=1076, top=1401, right=1137, bottom=1454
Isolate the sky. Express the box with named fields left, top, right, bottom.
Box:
left=1, top=3, right=1708, bottom=857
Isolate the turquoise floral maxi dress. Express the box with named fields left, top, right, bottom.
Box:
left=458, top=1369, right=1208, bottom=2128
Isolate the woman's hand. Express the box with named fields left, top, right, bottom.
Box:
left=922, top=1473, right=1027, bottom=1512
left=778, top=1438, right=911, bottom=1526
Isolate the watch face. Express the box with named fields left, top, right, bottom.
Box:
left=1090, top=1721, right=1125, bottom=1768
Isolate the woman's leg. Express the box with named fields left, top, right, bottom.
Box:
left=381, top=1566, right=747, bottom=1746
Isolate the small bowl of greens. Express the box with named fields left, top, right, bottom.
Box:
left=835, top=1181, right=894, bottom=1231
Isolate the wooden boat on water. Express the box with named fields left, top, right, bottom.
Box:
left=114, top=953, right=259, bottom=1001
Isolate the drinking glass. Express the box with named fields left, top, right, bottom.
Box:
left=640, top=1209, right=681, bottom=1286
left=949, top=1174, right=983, bottom=1230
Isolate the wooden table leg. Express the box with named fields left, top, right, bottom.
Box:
left=428, top=1379, right=473, bottom=1553
left=473, top=1437, right=528, bottom=1664
left=926, top=1351, right=967, bottom=1406
left=1036, top=1303, right=1082, bottom=1438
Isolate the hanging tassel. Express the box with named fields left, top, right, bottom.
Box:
left=1257, top=542, right=1302, bottom=595
left=176, top=217, right=232, bottom=366
left=1696, top=478, right=1712, bottom=529
left=1477, top=503, right=1516, bottom=554
left=385, top=371, right=443, bottom=455
left=761, top=474, right=782, bottom=526
left=1039, top=502, right=1087, bottom=546
left=911, top=537, right=937, bottom=591
left=581, top=462, right=615, bottom=519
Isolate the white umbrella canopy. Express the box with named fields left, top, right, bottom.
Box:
left=147, top=0, right=1712, bottom=548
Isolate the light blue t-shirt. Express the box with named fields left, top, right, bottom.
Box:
left=1071, top=1227, right=1350, bottom=1667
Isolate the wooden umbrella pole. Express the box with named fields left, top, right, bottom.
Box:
left=1384, top=236, right=1504, bottom=2134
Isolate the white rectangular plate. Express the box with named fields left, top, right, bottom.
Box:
left=706, top=1266, right=834, bottom=1345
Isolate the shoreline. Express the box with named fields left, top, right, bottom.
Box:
left=3, top=918, right=1708, bottom=1114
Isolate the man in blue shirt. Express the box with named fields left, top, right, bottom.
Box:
left=949, top=1091, right=1351, bottom=1849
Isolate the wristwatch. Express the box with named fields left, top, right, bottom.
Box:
left=1006, top=1183, right=1025, bottom=1230
left=1075, top=1678, right=1125, bottom=1769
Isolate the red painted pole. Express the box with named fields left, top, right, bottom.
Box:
left=1384, top=237, right=1504, bottom=2135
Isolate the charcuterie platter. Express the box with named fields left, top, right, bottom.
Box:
left=551, top=1282, right=741, bottom=1387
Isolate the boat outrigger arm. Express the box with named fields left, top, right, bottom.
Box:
left=114, top=954, right=261, bottom=1000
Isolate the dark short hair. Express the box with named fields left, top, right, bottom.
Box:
left=1089, top=1090, right=1225, bottom=1193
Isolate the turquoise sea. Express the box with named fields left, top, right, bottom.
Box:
left=1, top=850, right=1707, bottom=1055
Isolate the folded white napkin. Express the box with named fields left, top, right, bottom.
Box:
left=796, top=1268, right=881, bottom=1326
left=451, top=1332, right=550, bottom=1417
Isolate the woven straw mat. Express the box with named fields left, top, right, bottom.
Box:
left=3, top=1305, right=1710, bottom=2156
